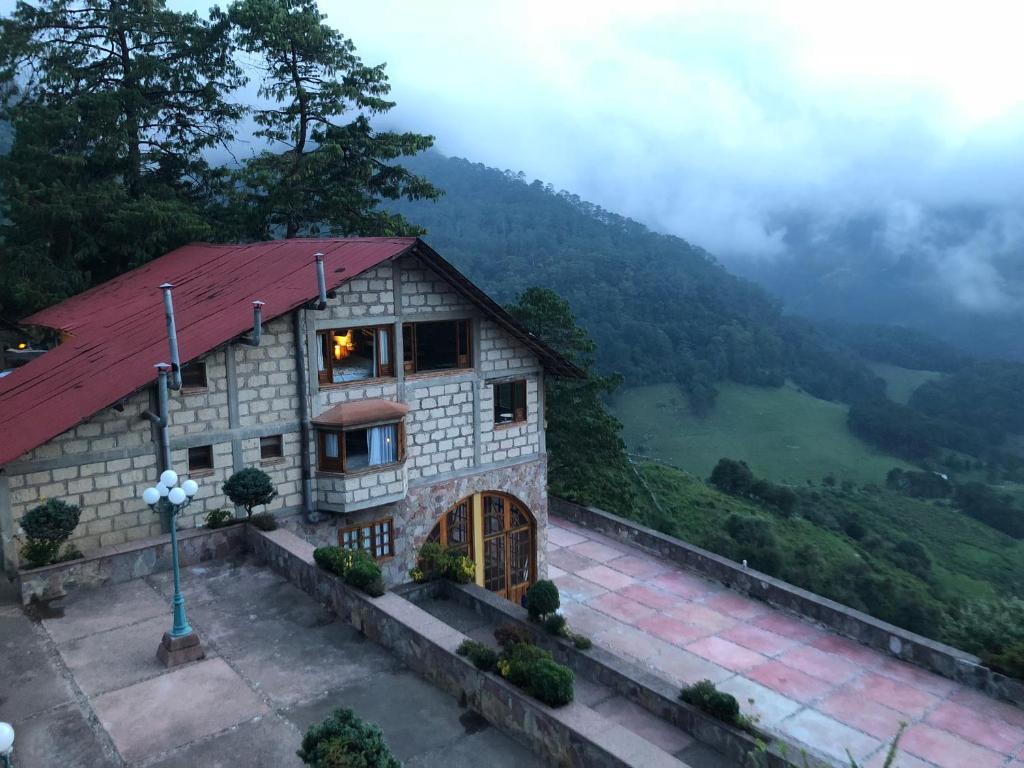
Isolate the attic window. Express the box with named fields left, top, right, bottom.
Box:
left=180, top=362, right=207, bottom=390
left=402, top=319, right=471, bottom=374
left=317, top=422, right=404, bottom=473
left=316, top=326, right=394, bottom=385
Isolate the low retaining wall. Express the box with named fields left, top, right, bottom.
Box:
left=551, top=496, right=1024, bottom=708
left=431, top=580, right=814, bottom=768
left=246, top=527, right=685, bottom=768
left=15, top=523, right=247, bottom=605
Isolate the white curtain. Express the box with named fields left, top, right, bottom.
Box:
left=317, top=336, right=325, bottom=372
left=367, top=424, right=397, bottom=465
left=324, top=432, right=339, bottom=459
left=378, top=329, right=390, bottom=366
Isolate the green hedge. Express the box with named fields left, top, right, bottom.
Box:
left=313, top=546, right=385, bottom=597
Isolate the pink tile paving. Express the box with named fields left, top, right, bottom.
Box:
left=568, top=539, right=626, bottom=563
left=776, top=645, right=861, bottom=685
left=587, top=592, right=657, bottom=625
left=818, top=690, right=907, bottom=741
left=845, top=672, right=940, bottom=717
left=925, top=700, right=1024, bottom=755
left=900, top=723, right=1006, bottom=768
left=747, top=659, right=835, bottom=703
left=686, top=636, right=767, bottom=672
left=576, top=564, right=637, bottom=591
left=547, top=518, right=1024, bottom=765
left=719, top=624, right=797, bottom=656
left=605, top=553, right=668, bottom=578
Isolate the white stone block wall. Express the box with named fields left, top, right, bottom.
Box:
left=319, top=380, right=399, bottom=410
left=399, top=255, right=473, bottom=314
left=235, top=315, right=300, bottom=428
left=316, top=465, right=407, bottom=510
left=321, top=264, right=395, bottom=321
left=479, top=318, right=535, bottom=373
left=240, top=431, right=303, bottom=513
left=167, top=349, right=231, bottom=437
left=404, top=380, right=475, bottom=481
left=479, top=376, right=541, bottom=465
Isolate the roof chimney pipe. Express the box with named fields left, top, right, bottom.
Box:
left=159, top=283, right=182, bottom=391
left=243, top=301, right=264, bottom=347
left=314, top=253, right=328, bottom=310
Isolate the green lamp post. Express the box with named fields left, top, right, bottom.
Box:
left=143, top=469, right=205, bottom=666
left=0, top=721, right=13, bottom=768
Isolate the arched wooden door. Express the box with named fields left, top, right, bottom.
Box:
left=426, top=492, right=535, bottom=603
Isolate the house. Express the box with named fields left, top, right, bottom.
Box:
left=0, top=238, right=580, bottom=601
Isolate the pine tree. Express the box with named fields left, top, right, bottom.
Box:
left=227, top=0, right=440, bottom=240
left=0, top=0, right=245, bottom=317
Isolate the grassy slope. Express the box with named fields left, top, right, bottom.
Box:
left=635, top=463, right=1024, bottom=604
left=867, top=361, right=943, bottom=404
left=613, top=382, right=913, bottom=486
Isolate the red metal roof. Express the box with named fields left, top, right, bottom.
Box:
left=0, top=238, right=416, bottom=466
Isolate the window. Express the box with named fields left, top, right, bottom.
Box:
left=494, top=380, right=527, bottom=425
left=260, top=434, right=283, bottom=460
left=187, top=444, right=213, bottom=472
left=180, top=362, right=207, bottom=390
left=317, top=422, right=404, bottom=473
left=402, top=319, right=471, bottom=374
left=316, top=326, right=394, bottom=385
left=339, top=517, right=394, bottom=560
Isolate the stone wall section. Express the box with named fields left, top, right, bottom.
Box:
left=6, top=389, right=160, bottom=553
left=479, top=318, right=535, bottom=373
left=241, top=431, right=303, bottom=513
left=234, top=314, right=300, bottom=428
left=320, top=263, right=395, bottom=322
left=404, top=380, right=475, bottom=482
left=479, top=376, right=541, bottom=465
left=167, top=348, right=230, bottom=437
left=399, top=255, right=473, bottom=315
left=317, top=465, right=406, bottom=511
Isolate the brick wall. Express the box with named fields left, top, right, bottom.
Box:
left=400, top=255, right=473, bottom=314
left=404, top=380, right=475, bottom=481
left=479, top=318, right=535, bottom=373
left=322, top=263, right=395, bottom=321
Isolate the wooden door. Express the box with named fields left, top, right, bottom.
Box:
left=481, top=493, right=534, bottom=603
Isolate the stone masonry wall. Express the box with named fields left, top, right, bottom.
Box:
left=321, top=263, right=395, bottom=322
left=479, top=375, right=541, bottom=465
left=318, top=465, right=406, bottom=511
left=234, top=314, right=300, bottom=429
left=404, top=380, right=475, bottom=482
left=399, top=255, right=474, bottom=314
left=479, top=318, right=535, bottom=374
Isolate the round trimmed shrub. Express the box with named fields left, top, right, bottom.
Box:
left=19, top=499, right=81, bottom=568
left=297, top=707, right=400, bottom=768
left=543, top=613, right=568, bottom=637
left=526, top=579, right=560, bottom=621
left=222, top=468, right=277, bottom=517
left=526, top=657, right=574, bottom=707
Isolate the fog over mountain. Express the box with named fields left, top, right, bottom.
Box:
left=320, top=1, right=1024, bottom=356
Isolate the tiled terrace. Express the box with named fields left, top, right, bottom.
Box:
left=549, top=516, right=1024, bottom=768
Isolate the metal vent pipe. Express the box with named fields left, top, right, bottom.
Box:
left=314, top=253, right=328, bottom=309
left=159, top=283, right=182, bottom=390
left=244, top=300, right=264, bottom=347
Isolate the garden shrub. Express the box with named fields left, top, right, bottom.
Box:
left=526, top=579, right=559, bottom=620
left=442, top=551, right=476, bottom=583
left=409, top=541, right=476, bottom=584
left=249, top=511, right=279, bottom=531
left=680, top=679, right=740, bottom=724
left=572, top=634, right=593, bottom=650
left=296, top=707, right=400, bottom=768
left=313, top=546, right=385, bottom=598
left=525, top=656, right=574, bottom=707
left=494, top=622, right=535, bottom=650
left=205, top=508, right=234, bottom=529
left=412, top=541, right=446, bottom=581
left=222, top=467, right=277, bottom=518
left=457, top=639, right=499, bottom=672
left=543, top=613, right=568, bottom=636
left=18, top=499, right=81, bottom=568
left=943, top=597, right=1024, bottom=679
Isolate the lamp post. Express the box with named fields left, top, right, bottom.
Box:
left=0, top=721, right=13, bottom=768
left=142, top=469, right=205, bottom=666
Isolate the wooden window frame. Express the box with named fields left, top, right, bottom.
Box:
left=260, top=434, right=284, bottom=461
left=402, top=319, right=472, bottom=375
left=316, top=421, right=406, bottom=474
left=187, top=444, right=214, bottom=473
left=493, top=380, right=527, bottom=425
left=339, top=516, right=395, bottom=561
left=316, top=325, right=395, bottom=387
left=180, top=361, right=208, bottom=391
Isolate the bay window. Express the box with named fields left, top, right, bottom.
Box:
left=318, top=422, right=404, bottom=473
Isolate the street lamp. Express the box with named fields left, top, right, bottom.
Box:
left=142, top=469, right=205, bottom=666
left=0, top=721, right=13, bottom=768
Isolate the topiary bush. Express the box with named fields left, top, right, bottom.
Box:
left=526, top=579, right=560, bottom=621
left=249, top=511, right=278, bottom=531
left=680, top=679, right=740, bottom=724
left=205, top=508, right=234, bottom=529
left=543, top=613, right=568, bottom=637
left=498, top=641, right=574, bottom=707
left=222, top=467, right=277, bottom=518
left=457, top=639, right=499, bottom=672
left=19, top=499, right=81, bottom=568
left=296, top=707, right=400, bottom=768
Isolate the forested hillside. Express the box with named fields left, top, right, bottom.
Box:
left=389, top=152, right=883, bottom=414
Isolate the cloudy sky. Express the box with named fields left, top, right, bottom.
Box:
left=319, top=0, right=1024, bottom=266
